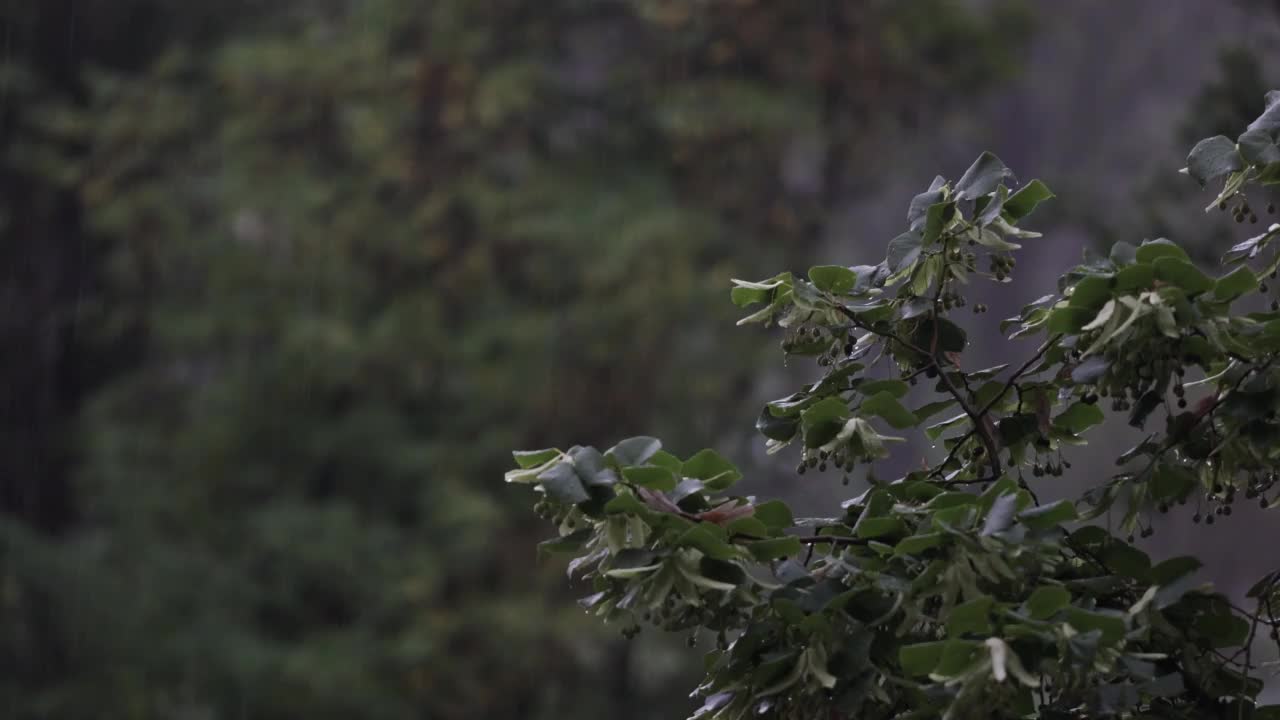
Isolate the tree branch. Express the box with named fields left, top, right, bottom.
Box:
left=794, top=534, right=869, bottom=546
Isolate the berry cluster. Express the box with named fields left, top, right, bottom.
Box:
left=988, top=253, right=1016, bottom=281
left=796, top=447, right=856, bottom=476
left=1218, top=193, right=1277, bottom=224
left=1071, top=339, right=1188, bottom=413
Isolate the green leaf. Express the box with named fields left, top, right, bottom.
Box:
left=754, top=500, right=794, bottom=530
left=569, top=446, right=618, bottom=487
left=1070, top=356, right=1109, bottom=384
left=537, top=528, right=593, bottom=556
left=899, top=641, right=947, bottom=676
left=923, top=201, right=954, bottom=244
left=756, top=406, right=799, bottom=442
left=538, top=461, right=591, bottom=504
left=955, top=151, right=1014, bottom=200
left=933, top=639, right=983, bottom=677
left=1149, top=464, right=1196, bottom=502
left=982, top=493, right=1020, bottom=536
left=1024, top=585, right=1071, bottom=620
left=730, top=275, right=789, bottom=307
left=1152, top=556, right=1202, bottom=586
left=1046, top=306, right=1094, bottom=334
left=648, top=450, right=682, bottom=472
left=1110, top=241, right=1138, bottom=265
left=1003, top=179, right=1054, bottom=220
left=725, top=516, right=768, bottom=538
left=894, top=532, right=944, bottom=555
left=790, top=279, right=826, bottom=311
left=808, top=265, right=858, bottom=294
left=621, top=465, right=678, bottom=491
left=1063, top=608, right=1127, bottom=645
left=682, top=449, right=743, bottom=492
left=612, top=548, right=659, bottom=569
left=1215, top=266, right=1259, bottom=301
left=678, top=525, right=737, bottom=561
left=855, top=516, right=904, bottom=539
left=860, top=391, right=919, bottom=429
left=1248, top=90, right=1280, bottom=134
left=911, top=254, right=941, bottom=296
left=1114, top=263, right=1154, bottom=292
left=1153, top=257, right=1213, bottom=295
left=971, top=227, right=1020, bottom=251
left=1101, top=542, right=1151, bottom=582
left=908, top=184, right=945, bottom=230
left=926, top=492, right=979, bottom=510
left=606, top=436, right=663, bottom=466
left=859, top=379, right=910, bottom=399
left=604, top=492, right=649, bottom=515
left=1135, top=239, right=1189, bottom=264
left=731, top=285, right=771, bottom=308
left=1239, top=129, right=1280, bottom=167
left=746, top=537, right=803, bottom=561
left=801, top=397, right=850, bottom=448
left=1017, top=500, right=1077, bottom=530
left=998, top=413, right=1040, bottom=447
left=1068, top=275, right=1113, bottom=310
left=1053, top=402, right=1105, bottom=433
left=975, top=185, right=1008, bottom=227
left=699, top=556, right=747, bottom=586
left=513, top=448, right=560, bottom=469
left=1186, top=135, right=1243, bottom=186
left=886, top=231, right=923, bottom=274
left=1192, top=605, right=1250, bottom=648
left=913, top=399, right=957, bottom=422
left=911, top=316, right=967, bottom=353
left=946, top=596, right=994, bottom=636
left=925, top=412, right=969, bottom=441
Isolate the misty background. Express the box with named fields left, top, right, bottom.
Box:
left=2, top=1, right=1279, bottom=718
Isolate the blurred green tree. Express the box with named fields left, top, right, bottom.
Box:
left=0, top=1, right=1030, bottom=717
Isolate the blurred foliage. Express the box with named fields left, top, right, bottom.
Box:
left=1104, top=15, right=1278, bottom=266
left=0, top=1, right=1032, bottom=718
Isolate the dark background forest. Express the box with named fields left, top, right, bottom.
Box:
left=1, top=2, right=1278, bottom=718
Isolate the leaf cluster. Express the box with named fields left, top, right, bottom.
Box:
left=509, top=93, right=1280, bottom=719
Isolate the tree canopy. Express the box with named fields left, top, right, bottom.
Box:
left=509, top=92, right=1280, bottom=719
left=0, top=1, right=1033, bottom=718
